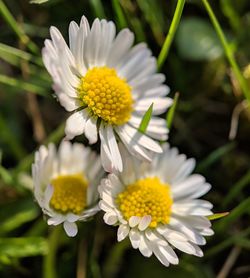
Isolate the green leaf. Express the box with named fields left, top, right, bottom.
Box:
left=166, top=92, right=179, bottom=129
left=136, top=0, right=165, bottom=45
left=0, top=43, right=42, bottom=67
left=205, top=227, right=250, bottom=257
left=176, top=17, right=223, bottom=61
left=196, top=142, right=235, bottom=172
left=0, top=74, right=48, bottom=96
left=0, top=237, right=48, bottom=258
left=90, top=0, right=106, bottom=18
left=0, top=199, right=40, bottom=235
left=222, top=170, right=250, bottom=208
left=30, top=0, right=49, bottom=3
left=138, top=103, right=153, bottom=133
left=207, top=212, right=229, bottom=220
left=0, top=113, right=26, bottom=160
left=112, top=0, right=127, bottom=29
left=215, top=197, right=250, bottom=233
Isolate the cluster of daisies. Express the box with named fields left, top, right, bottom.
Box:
left=32, top=15, right=214, bottom=267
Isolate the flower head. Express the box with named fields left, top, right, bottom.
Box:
left=99, top=144, right=214, bottom=266
left=32, top=141, right=103, bottom=237
left=42, top=15, right=173, bottom=172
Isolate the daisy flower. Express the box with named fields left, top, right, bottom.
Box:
left=32, top=141, right=103, bottom=237
left=99, top=144, right=214, bottom=267
left=42, top=15, right=173, bottom=172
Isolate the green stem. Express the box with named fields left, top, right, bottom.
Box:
left=201, top=0, right=250, bottom=102
left=43, top=226, right=61, bottom=278
left=0, top=0, right=39, bottom=54
left=111, top=0, right=127, bottom=29
left=157, top=0, right=185, bottom=70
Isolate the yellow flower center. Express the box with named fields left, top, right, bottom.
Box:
left=116, top=177, right=173, bottom=228
left=78, top=67, right=133, bottom=125
left=50, top=174, right=88, bottom=214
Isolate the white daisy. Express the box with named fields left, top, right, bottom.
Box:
left=32, top=141, right=103, bottom=237
left=42, top=15, right=173, bottom=172
left=99, top=144, right=214, bottom=267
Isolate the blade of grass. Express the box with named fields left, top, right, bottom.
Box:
left=90, top=0, right=106, bottom=18
left=215, top=197, right=250, bottom=233
left=0, top=74, right=48, bottom=97
left=43, top=226, right=61, bottom=278
left=138, top=103, right=153, bottom=133
left=120, top=0, right=146, bottom=42
left=201, top=0, right=250, bottom=102
left=0, top=237, right=48, bottom=258
left=196, top=142, right=235, bottom=172
left=0, top=165, right=13, bottom=185
left=222, top=170, right=250, bottom=208
left=157, top=0, right=185, bottom=70
left=111, top=0, right=127, bottom=29
left=30, top=0, right=49, bottom=3
left=14, top=123, right=65, bottom=173
left=166, top=92, right=179, bottom=129
left=205, top=227, right=250, bottom=257
left=136, top=0, right=165, bottom=45
left=0, top=114, right=26, bottom=160
left=0, top=43, right=43, bottom=66
left=0, top=0, right=39, bottom=54
left=208, top=212, right=229, bottom=221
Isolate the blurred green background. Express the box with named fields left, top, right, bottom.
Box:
left=0, top=0, right=250, bottom=277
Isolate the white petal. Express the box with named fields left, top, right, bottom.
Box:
left=156, top=226, right=188, bottom=242
left=107, top=29, right=134, bottom=67
left=104, top=212, right=118, bottom=225
left=80, top=15, right=90, bottom=35
left=85, top=117, right=98, bottom=144
left=158, top=245, right=179, bottom=265
left=69, top=21, right=79, bottom=56
left=66, top=213, right=79, bottom=223
left=75, top=25, right=87, bottom=75
left=96, top=20, right=116, bottom=66
left=129, top=229, right=141, bottom=249
left=106, top=126, right=123, bottom=172
left=118, top=48, right=151, bottom=80
left=65, top=110, right=89, bottom=140
left=132, top=74, right=165, bottom=94
left=99, top=125, right=113, bottom=172
left=138, top=215, right=151, bottom=231
left=168, top=239, right=196, bottom=255
left=153, top=246, right=170, bottom=267
left=200, top=228, right=214, bottom=236
left=145, top=230, right=169, bottom=246
left=85, top=19, right=101, bottom=67
left=172, top=159, right=196, bottom=184
left=129, top=216, right=141, bottom=228
left=134, top=98, right=172, bottom=115
left=63, top=221, right=78, bottom=237
left=117, top=224, right=130, bottom=242
left=169, top=218, right=206, bottom=245
left=47, top=215, right=65, bottom=226
left=139, top=234, right=152, bottom=257
left=172, top=174, right=211, bottom=200
left=99, top=200, right=113, bottom=212
left=57, top=92, right=80, bottom=112
left=117, top=124, right=162, bottom=154
left=117, top=127, right=153, bottom=161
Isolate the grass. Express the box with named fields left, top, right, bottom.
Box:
left=0, top=0, right=250, bottom=277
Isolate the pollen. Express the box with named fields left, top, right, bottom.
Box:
left=116, top=177, right=173, bottom=228
left=78, top=67, right=133, bottom=125
left=50, top=174, right=88, bottom=215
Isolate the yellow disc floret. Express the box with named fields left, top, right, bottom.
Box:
left=78, top=67, right=133, bottom=125
left=116, top=177, right=173, bottom=228
left=50, top=174, right=88, bottom=214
